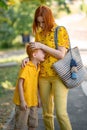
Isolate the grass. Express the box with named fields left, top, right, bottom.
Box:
left=0, top=48, right=28, bottom=129
left=0, top=64, right=20, bottom=129
left=0, top=65, right=20, bottom=90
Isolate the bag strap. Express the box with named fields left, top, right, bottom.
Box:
left=54, top=26, right=78, bottom=79
left=54, top=26, right=72, bottom=57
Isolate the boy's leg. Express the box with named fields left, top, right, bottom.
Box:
left=14, top=105, right=29, bottom=130
left=39, top=77, right=54, bottom=130
left=28, top=106, right=38, bottom=129
left=28, top=127, right=35, bottom=130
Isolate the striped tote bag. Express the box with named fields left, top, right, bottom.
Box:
left=52, top=26, right=87, bottom=89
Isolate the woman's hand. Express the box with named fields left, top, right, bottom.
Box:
left=30, top=42, right=42, bottom=49
left=21, top=57, right=29, bottom=68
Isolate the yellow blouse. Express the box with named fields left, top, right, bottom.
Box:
left=35, top=25, right=70, bottom=77
left=13, top=62, right=40, bottom=107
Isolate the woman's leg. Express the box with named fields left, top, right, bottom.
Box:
left=39, top=77, right=54, bottom=130
left=52, top=77, right=72, bottom=130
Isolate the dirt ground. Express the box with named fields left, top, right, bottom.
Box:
left=0, top=91, right=14, bottom=130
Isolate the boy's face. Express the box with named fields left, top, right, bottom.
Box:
left=35, top=49, right=45, bottom=62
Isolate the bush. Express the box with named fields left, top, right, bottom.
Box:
left=80, top=3, right=87, bottom=14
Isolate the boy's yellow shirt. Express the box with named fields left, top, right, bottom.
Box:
left=13, top=62, right=40, bottom=107
left=35, top=25, right=70, bottom=77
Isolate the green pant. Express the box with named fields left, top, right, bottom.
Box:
left=39, top=76, right=72, bottom=130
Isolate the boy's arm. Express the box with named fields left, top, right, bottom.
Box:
left=18, top=78, right=27, bottom=110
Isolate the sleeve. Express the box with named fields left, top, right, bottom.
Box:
left=58, top=26, right=70, bottom=49
left=18, top=66, right=28, bottom=80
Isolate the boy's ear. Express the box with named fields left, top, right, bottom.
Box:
left=32, top=52, right=37, bottom=57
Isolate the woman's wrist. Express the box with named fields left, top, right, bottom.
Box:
left=39, top=42, right=45, bottom=50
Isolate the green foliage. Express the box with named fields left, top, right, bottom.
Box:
left=0, top=1, right=44, bottom=49
left=0, top=6, right=16, bottom=48
left=0, top=0, right=8, bottom=9
left=55, top=0, right=71, bottom=14
left=14, top=0, right=45, bottom=35
left=13, top=2, right=34, bottom=35
left=39, top=0, right=46, bottom=4
left=0, top=0, right=72, bottom=49
left=80, top=2, right=87, bottom=14
left=0, top=23, right=15, bottom=48
left=0, top=0, right=8, bottom=24
left=20, top=0, right=46, bottom=4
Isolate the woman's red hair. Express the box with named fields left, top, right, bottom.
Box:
left=33, top=5, right=55, bottom=35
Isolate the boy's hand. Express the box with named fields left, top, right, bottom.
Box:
left=38, top=98, right=42, bottom=108
left=20, top=100, right=27, bottom=110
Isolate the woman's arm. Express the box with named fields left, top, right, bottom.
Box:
left=41, top=43, right=67, bottom=59
left=30, top=42, right=67, bottom=59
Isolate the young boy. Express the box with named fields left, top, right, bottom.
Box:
left=13, top=43, right=45, bottom=130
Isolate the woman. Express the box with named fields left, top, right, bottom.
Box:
left=23, top=5, right=72, bottom=130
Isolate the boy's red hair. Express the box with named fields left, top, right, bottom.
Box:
left=26, top=44, right=33, bottom=58
left=33, top=5, right=55, bottom=35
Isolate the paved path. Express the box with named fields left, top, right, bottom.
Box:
left=56, top=13, right=87, bottom=51
left=0, top=49, right=25, bottom=59
left=3, top=86, right=87, bottom=130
